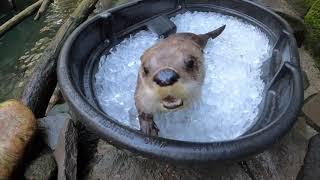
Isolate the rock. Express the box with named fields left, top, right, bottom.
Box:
left=86, top=140, right=252, bottom=180
left=24, top=151, right=57, bottom=180
left=285, top=0, right=317, bottom=17
left=76, top=123, right=99, bottom=178
left=302, top=70, right=310, bottom=90
left=47, top=103, right=69, bottom=116
left=40, top=26, right=50, bottom=33
left=296, top=116, right=319, bottom=139
left=299, top=48, right=320, bottom=99
left=314, top=41, right=320, bottom=57
left=274, top=10, right=307, bottom=47
left=255, top=0, right=299, bottom=16
left=255, top=0, right=282, bottom=9
left=302, top=93, right=320, bottom=130
left=45, top=87, right=65, bottom=116
left=297, top=134, right=320, bottom=180
left=100, top=0, right=112, bottom=9
left=304, top=0, right=320, bottom=61
left=114, top=0, right=132, bottom=5
left=95, top=0, right=114, bottom=14
left=54, top=119, right=78, bottom=180
left=38, top=37, right=50, bottom=44
left=19, top=55, right=29, bottom=60
left=0, top=99, right=37, bottom=179
left=24, top=55, right=34, bottom=63
left=245, top=118, right=317, bottom=180
left=38, top=103, right=71, bottom=150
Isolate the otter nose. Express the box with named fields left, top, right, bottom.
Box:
left=153, top=69, right=180, bottom=87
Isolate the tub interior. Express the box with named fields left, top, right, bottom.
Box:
left=66, top=0, right=297, bottom=142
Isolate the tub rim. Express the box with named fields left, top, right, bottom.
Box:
left=57, top=0, right=303, bottom=163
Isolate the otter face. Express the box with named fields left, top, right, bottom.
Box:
left=135, top=25, right=226, bottom=114
left=137, top=37, right=205, bottom=113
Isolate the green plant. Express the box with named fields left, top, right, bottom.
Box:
left=304, top=0, right=320, bottom=64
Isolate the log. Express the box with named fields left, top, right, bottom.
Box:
left=0, top=0, right=43, bottom=37
left=34, top=0, right=52, bottom=20
left=21, top=0, right=99, bottom=118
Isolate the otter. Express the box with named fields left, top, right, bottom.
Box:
left=135, top=25, right=226, bottom=136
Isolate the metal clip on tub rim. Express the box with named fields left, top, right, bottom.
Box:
left=146, top=15, right=177, bottom=37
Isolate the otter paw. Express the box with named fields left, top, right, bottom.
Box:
left=140, top=120, right=159, bottom=136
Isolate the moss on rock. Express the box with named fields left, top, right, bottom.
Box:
left=304, top=0, right=320, bottom=63
left=304, top=0, right=317, bottom=6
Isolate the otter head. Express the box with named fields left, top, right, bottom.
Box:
left=136, top=25, right=226, bottom=113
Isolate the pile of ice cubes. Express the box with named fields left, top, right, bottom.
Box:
left=95, top=11, right=271, bottom=142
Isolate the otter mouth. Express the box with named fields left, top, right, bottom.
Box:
left=162, top=96, right=183, bottom=110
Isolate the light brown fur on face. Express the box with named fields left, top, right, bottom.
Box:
left=135, top=25, right=226, bottom=136
left=136, top=36, right=205, bottom=113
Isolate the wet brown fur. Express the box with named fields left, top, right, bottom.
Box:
left=135, top=25, right=226, bottom=136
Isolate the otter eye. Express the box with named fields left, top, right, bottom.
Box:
left=143, top=67, right=149, bottom=75
left=185, top=56, right=196, bottom=69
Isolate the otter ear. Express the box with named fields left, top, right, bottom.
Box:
left=195, top=25, right=226, bottom=49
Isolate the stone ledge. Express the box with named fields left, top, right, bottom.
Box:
left=302, top=93, right=320, bottom=131
left=297, top=134, right=320, bottom=180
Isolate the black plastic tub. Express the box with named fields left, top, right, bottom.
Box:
left=58, top=0, right=303, bottom=164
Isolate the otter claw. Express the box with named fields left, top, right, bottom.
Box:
left=138, top=113, right=159, bottom=136
left=140, top=119, right=159, bottom=136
